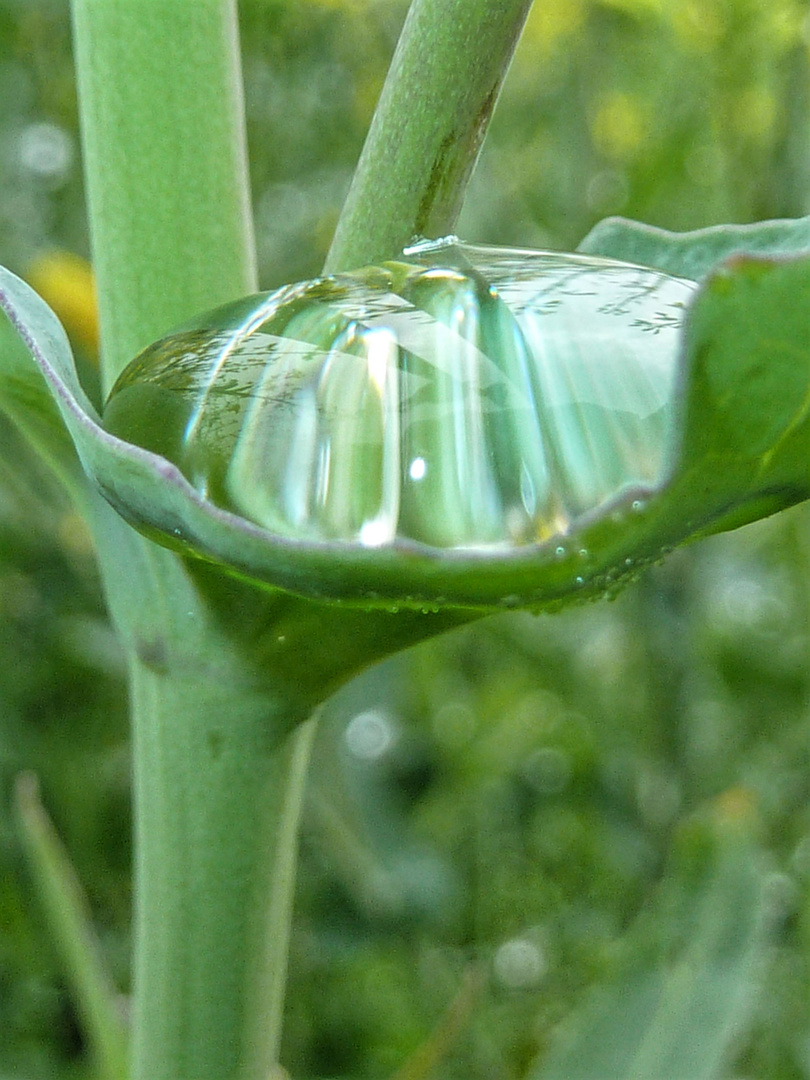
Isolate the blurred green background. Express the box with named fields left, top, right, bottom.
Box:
left=1, top=1, right=809, bottom=1077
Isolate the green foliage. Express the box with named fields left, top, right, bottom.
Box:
left=533, top=799, right=770, bottom=1080
left=579, top=213, right=810, bottom=280
left=0, top=2, right=809, bottom=1079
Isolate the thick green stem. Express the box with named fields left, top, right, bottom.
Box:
left=324, top=0, right=534, bottom=274
left=71, top=0, right=257, bottom=393
left=82, top=490, right=323, bottom=1080
left=69, top=3, right=310, bottom=1077
left=130, top=657, right=317, bottom=1080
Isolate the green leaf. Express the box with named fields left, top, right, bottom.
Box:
left=531, top=796, right=771, bottom=1080
left=659, top=253, right=810, bottom=536
left=2, top=250, right=810, bottom=613
left=0, top=295, right=86, bottom=500
left=578, top=213, right=810, bottom=282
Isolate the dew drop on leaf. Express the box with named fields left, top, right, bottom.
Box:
left=103, top=239, right=695, bottom=554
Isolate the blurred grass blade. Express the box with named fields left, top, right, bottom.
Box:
left=578, top=213, right=810, bottom=282
left=390, top=966, right=484, bottom=1080
left=531, top=792, right=771, bottom=1080
left=14, top=773, right=129, bottom=1080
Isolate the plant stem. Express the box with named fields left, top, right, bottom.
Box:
left=324, top=0, right=534, bottom=274
left=70, top=3, right=316, bottom=1077
left=82, top=480, right=325, bottom=1080
left=129, top=654, right=316, bottom=1080
left=246, top=712, right=320, bottom=1076
left=14, top=773, right=129, bottom=1080
left=70, top=0, right=257, bottom=394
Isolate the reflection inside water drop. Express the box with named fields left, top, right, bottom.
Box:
left=103, top=241, right=695, bottom=552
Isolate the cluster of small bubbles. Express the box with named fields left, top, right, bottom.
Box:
left=493, top=934, right=547, bottom=989
left=344, top=708, right=398, bottom=761
left=605, top=579, right=629, bottom=601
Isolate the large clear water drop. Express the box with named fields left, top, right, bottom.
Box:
left=103, top=239, right=696, bottom=551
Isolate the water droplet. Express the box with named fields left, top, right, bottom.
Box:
left=631, top=499, right=645, bottom=513
left=102, top=245, right=692, bottom=561
left=625, top=557, right=634, bottom=567
left=578, top=547, right=589, bottom=559
left=575, top=575, right=584, bottom=586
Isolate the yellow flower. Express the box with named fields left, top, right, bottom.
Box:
left=26, top=250, right=98, bottom=355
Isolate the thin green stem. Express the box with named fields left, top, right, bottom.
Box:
left=71, top=0, right=257, bottom=393
left=245, top=713, right=320, bottom=1077
left=14, top=773, right=129, bottom=1080
left=324, top=0, right=534, bottom=274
